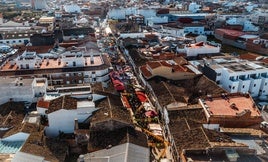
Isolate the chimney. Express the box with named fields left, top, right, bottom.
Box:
left=90, top=55, right=94, bottom=64
left=90, top=49, right=94, bottom=64
left=77, top=155, right=85, bottom=162
left=74, top=118, right=79, bottom=130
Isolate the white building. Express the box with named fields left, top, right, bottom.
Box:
left=0, top=48, right=111, bottom=86
left=0, top=27, right=44, bottom=46
left=119, top=33, right=145, bottom=39
left=0, top=13, right=3, bottom=25
left=108, top=7, right=157, bottom=21
left=31, top=0, right=47, bottom=10
left=0, top=77, right=47, bottom=105
left=37, top=93, right=102, bottom=137
left=145, top=16, right=168, bottom=26
left=226, top=17, right=259, bottom=32
left=243, top=20, right=259, bottom=32
left=188, top=2, right=201, bottom=13
left=190, top=58, right=268, bottom=97
left=250, top=12, right=268, bottom=25
left=64, top=4, right=81, bottom=13
left=183, top=25, right=205, bottom=35
left=161, top=25, right=184, bottom=37
left=176, top=41, right=221, bottom=57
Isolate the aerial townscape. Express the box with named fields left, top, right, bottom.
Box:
left=1, top=0, right=268, bottom=161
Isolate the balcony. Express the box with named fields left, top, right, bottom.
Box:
left=250, top=74, right=261, bottom=80
left=261, top=73, right=268, bottom=79
left=239, top=75, right=250, bottom=81
left=229, top=76, right=239, bottom=82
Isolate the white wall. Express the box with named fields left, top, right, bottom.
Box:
left=243, top=21, right=259, bottom=32
left=249, top=78, right=262, bottom=97
left=218, top=66, right=268, bottom=96
left=146, top=16, right=168, bottom=26
left=162, top=27, right=184, bottom=37
left=0, top=81, right=34, bottom=104
left=120, top=33, right=145, bottom=39
left=0, top=38, right=30, bottom=46
left=46, top=107, right=96, bottom=137
left=62, top=57, right=85, bottom=67
left=33, top=78, right=47, bottom=96
left=108, top=8, right=156, bottom=20
left=238, top=79, right=251, bottom=93
left=185, top=45, right=220, bottom=57
left=184, top=26, right=205, bottom=35
left=260, top=77, right=268, bottom=96
left=37, top=107, right=47, bottom=115
left=188, top=2, right=201, bottom=13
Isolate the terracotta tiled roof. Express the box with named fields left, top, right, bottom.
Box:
left=159, top=61, right=172, bottom=67
left=173, top=127, right=211, bottom=152
left=147, top=61, right=161, bottom=69
left=0, top=102, right=25, bottom=138
left=140, top=65, right=152, bottom=79
left=262, top=58, right=268, bottom=64
left=47, top=95, right=77, bottom=113
left=90, top=91, right=132, bottom=131
left=21, top=131, right=68, bottom=162
left=239, top=53, right=259, bottom=60
left=88, top=127, right=147, bottom=152
left=37, top=100, right=50, bottom=109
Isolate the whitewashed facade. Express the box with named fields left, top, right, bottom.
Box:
left=0, top=77, right=47, bottom=105
left=190, top=58, right=268, bottom=97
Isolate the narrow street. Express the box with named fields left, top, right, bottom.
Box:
left=96, top=19, right=173, bottom=161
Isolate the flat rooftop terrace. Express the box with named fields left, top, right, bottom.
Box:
left=203, top=95, right=261, bottom=117
left=1, top=56, right=104, bottom=71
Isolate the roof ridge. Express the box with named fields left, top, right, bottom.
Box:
left=162, top=82, right=176, bottom=103
left=200, top=127, right=210, bottom=144
left=184, top=118, right=190, bottom=130
left=62, top=95, right=65, bottom=109
left=107, top=97, right=113, bottom=118
left=3, top=111, right=13, bottom=125
left=127, top=128, right=130, bottom=143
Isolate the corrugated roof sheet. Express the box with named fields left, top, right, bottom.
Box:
left=0, top=141, right=24, bottom=154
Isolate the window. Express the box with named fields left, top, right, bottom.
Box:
left=92, top=71, right=96, bottom=74
left=216, top=80, right=220, bottom=84
left=229, top=85, right=232, bottom=89
left=254, top=84, right=256, bottom=87
left=232, top=86, right=235, bottom=90
left=242, top=85, right=245, bottom=88
left=19, top=40, right=22, bottom=42
left=263, top=90, right=266, bottom=93
left=265, top=83, right=267, bottom=86
left=261, top=73, right=267, bottom=77
left=6, top=41, right=9, bottom=43
left=217, top=73, right=221, bottom=76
